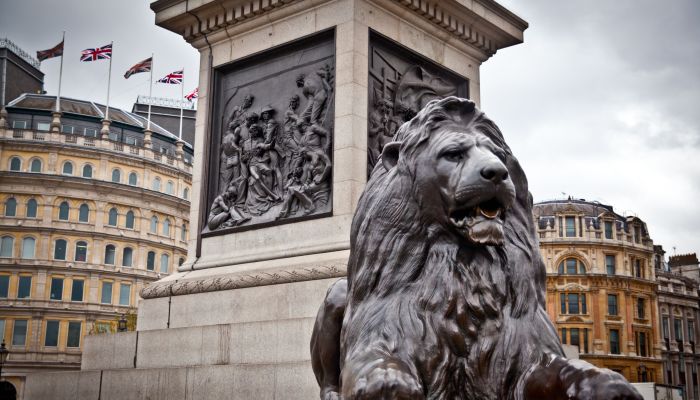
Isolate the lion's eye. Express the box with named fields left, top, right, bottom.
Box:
left=441, top=150, right=464, bottom=162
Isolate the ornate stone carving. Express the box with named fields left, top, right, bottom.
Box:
left=311, top=97, right=642, bottom=400
left=204, top=31, right=335, bottom=235
left=366, top=32, right=468, bottom=176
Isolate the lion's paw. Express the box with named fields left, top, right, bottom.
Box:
left=568, top=372, right=643, bottom=400
left=349, top=366, right=424, bottom=400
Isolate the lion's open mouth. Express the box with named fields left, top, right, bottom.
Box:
left=449, top=198, right=507, bottom=245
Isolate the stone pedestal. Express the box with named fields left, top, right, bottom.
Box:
left=23, top=1, right=526, bottom=398
left=50, top=111, right=62, bottom=132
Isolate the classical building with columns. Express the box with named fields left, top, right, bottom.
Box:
left=0, top=93, right=192, bottom=397
left=533, top=198, right=663, bottom=384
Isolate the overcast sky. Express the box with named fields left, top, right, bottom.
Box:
left=1, top=1, right=698, bottom=256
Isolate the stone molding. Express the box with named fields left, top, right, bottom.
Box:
left=140, top=263, right=346, bottom=298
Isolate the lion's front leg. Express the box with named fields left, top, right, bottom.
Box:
left=523, top=356, right=643, bottom=400
left=342, top=356, right=424, bottom=400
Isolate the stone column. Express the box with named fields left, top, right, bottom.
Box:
left=50, top=111, right=62, bottom=133
left=100, top=119, right=111, bottom=139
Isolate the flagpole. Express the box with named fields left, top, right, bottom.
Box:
left=56, top=31, right=65, bottom=113
left=178, top=68, right=184, bottom=140
left=147, top=53, right=153, bottom=130
left=105, top=41, right=113, bottom=120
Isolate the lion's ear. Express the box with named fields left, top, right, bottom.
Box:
left=381, top=141, right=402, bottom=170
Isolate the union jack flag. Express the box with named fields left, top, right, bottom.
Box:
left=80, top=44, right=112, bottom=62
left=185, top=87, right=198, bottom=101
left=157, top=70, right=183, bottom=84
left=124, top=57, right=152, bottom=79
left=36, top=40, right=64, bottom=61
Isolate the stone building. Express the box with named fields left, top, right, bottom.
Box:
left=0, top=38, right=44, bottom=109
left=656, top=251, right=700, bottom=399
left=533, top=198, right=663, bottom=383
left=0, top=91, right=193, bottom=397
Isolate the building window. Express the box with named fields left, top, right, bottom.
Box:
left=79, top=203, right=89, bottom=222
left=125, top=211, right=135, bottom=229
left=21, top=237, right=35, bottom=259
left=82, top=164, right=93, bottom=178
left=565, top=216, right=576, bottom=237
left=0, top=276, right=8, bottom=298
left=101, top=282, right=113, bottom=304
left=150, top=216, right=158, bottom=233
left=50, top=277, right=64, bottom=300
left=5, top=197, right=17, bottom=216
left=610, top=329, right=620, bottom=354
left=560, top=293, right=587, bottom=314
left=104, top=244, right=116, bottom=265
left=634, top=259, right=643, bottom=278
left=9, top=157, right=21, bottom=171
left=30, top=158, right=42, bottom=172
left=181, top=224, right=187, bottom=241
left=152, top=177, right=161, bottom=191
left=689, top=321, right=696, bottom=343
left=561, top=328, right=567, bottom=344
left=570, top=328, right=581, bottom=351
left=663, top=316, right=670, bottom=339
left=119, top=283, right=131, bottom=306
left=67, top=322, right=81, bottom=348
left=675, top=319, right=684, bottom=341
left=17, top=276, right=31, bottom=299
left=45, top=320, right=60, bottom=347
left=37, top=122, right=50, bottom=131
left=183, top=187, right=189, bottom=200
left=128, top=172, right=138, bottom=186
left=608, top=294, right=618, bottom=316
left=160, top=253, right=170, bottom=273
left=12, top=320, right=28, bottom=346
left=122, top=247, right=133, bottom=267
left=71, top=279, right=84, bottom=302
left=637, top=298, right=646, bottom=319
left=54, top=239, right=67, bottom=260
left=84, top=127, right=97, bottom=137
left=0, top=236, right=14, bottom=257
left=111, top=168, right=121, bottom=183
left=75, top=241, right=88, bottom=262
left=558, top=258, right=585, bottom=275
left=108, top=207, right=118, bottom=226
left=12, top=120, right=27, bottom=129
left=637, top=331, right=648, bottom=357
left=61, top=125, right=74, bottom=134
left=179, top=257, right=185, bottom=267
left=604, top=221, right=613, bottom=239
left=62, top=161, right=74, bottom=175
left=58, top=201, right=70, bottom=220
left=147, top=251, right=155, bottom=271
left=166, top=180, right=174, bottom=195
left=634, top=226, right=642, bottom=244
left=163, top=219, right=170, bottom=237
left=26, top=198, right=38, bottom=218
left=605, top=255, right=616, bottom=275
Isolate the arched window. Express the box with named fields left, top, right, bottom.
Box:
left=75, top=241, right=88, bottom=262
left=166, top=181, right=174, bottom=195
left=79, top=204, right=90, bottom=222
left=125, top=211, right=135, bottom=229
left=26, top=199, right=38, bottom=218
left=58, top=201, right=70, bottom=220
left=30, top=158, right=42, bottom=173
left=558, top=258, right=586, bottom=275
left=181, top=224, right=187, bottom=241
left=128, top=172, right=138, bottom=186
left=104, top=244, right=116, bottom=265
left=5, top=198, right=17, bottom=217
left=108, top=208, right=118, bottom=226
left=183, top=187, right=189, bottom=200
left=111, top=168, right=121, bottom=183
left=54, top=239, right=67, bottom=260
left=160, top=253, right=170, bottom=273
left=152, top=177, right=161, bottom=191
left=163, top=219, right=170, bottom=237
left=62, top=161, right=74, bottom=175
left=150, top=216, right=158, bottom=233
left=21, top=237, right=36, bottom=259
left=146, top=251, right=156, bottom=271
left=0, top=236, right=14, bottom=257
left=122, top=247, right=133, bottom=267
left=82, top=164, right=93, bottom=178
left=9, top=157, right=21, bottom=171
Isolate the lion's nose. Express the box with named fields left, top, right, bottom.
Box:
left=480, top=161, right=509, bottom=184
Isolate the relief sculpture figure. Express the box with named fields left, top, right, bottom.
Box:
left=311, top=97, right=642, bottom=400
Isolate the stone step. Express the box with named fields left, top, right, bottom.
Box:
left=26, top=361, right=318, bottom=400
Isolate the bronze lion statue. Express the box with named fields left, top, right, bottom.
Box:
left=310, top=97, right=642, bottom=400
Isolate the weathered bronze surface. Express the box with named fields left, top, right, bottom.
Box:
left=311, top=97, right=642, bottom=400
left=366, top=32, right=468, bottom=176
left=203, top=30, right=335, bottom=235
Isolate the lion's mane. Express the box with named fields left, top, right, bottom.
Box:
left=341, top=97, right=562, bottom=399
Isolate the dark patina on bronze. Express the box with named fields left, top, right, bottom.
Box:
left=202, top=30, right=335, bottom=237
left=311, top=97, right=642, bottom=400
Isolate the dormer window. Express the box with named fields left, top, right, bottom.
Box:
left=565, top=216, right=576, bottom=237
left=604, top=221, right=613, bottom=239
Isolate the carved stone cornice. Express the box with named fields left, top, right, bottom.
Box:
left=140, top=263, right=346, bottom=298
